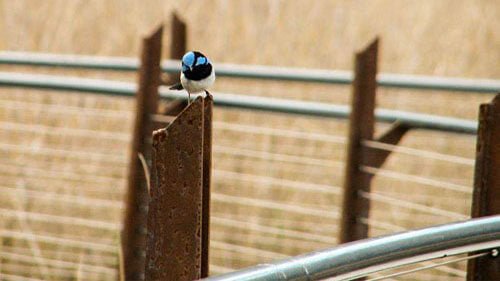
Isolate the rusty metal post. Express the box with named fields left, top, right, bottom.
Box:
left=467, top=94, right=500, bottom=281
left=339, top=39, right=411, bottom=244
left=122, top=25, right=163, bottom=281
left=339, top=39, right=379, bottom=244
left=146, top=96, right=212, bottom=281
left=201, top=93, right=213, bottom=277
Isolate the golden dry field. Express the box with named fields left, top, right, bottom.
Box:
left=0, top=0, right=499, bottom=280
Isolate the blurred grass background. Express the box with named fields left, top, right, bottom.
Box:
left=0, top=0, right=499, bottom=280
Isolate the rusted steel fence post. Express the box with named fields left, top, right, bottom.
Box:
left=339, top=39, right=379, bottom=244
left=339, top=39, right=410, bottom=243
left=467, top=93, right=500, bottom=281
left=339, top=39, right=411, bottom=244
left=122, top=25, right=163, bottom=281
left=146, top=96, right=212, bottom=281
left=201, top=93, right=213, bottom=277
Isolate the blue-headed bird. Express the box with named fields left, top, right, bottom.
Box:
left=169, top=51, right=215, bottom=104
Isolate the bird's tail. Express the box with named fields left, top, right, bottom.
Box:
left=169, top=82, right=184, bottom=90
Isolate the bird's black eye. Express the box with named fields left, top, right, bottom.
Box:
left=182, top=63, right=189, bottom=72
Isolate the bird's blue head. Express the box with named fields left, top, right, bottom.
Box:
left=181, top=51, right=210, bottom=73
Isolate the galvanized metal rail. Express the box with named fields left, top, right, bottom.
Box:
left=0, top=51, right=499, bottom=93
left=0, top=72, right=478, bottom=134
left=202, top=215, right=500, bottom=281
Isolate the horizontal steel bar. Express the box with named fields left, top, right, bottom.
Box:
left=0, top=52, right=499, bottom=93
left=0, top=72, right=478, bottom=134
left=202, top=215, right=500, bottom=281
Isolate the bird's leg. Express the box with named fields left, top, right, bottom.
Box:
left=205, top=90, right=212, bottom=99
left=188, top=92, right=191, bottom=105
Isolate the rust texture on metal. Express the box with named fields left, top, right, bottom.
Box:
left=122, top=24, right=163, bottom=281
left=467, top=93, right=500, bottom=281
left=145, top=97, right=205, bottom=281
left=340, top=38, right=378, bottom=244
left=201, top=92, right=213, bottom=278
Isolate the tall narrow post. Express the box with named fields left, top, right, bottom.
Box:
left=467, top=94, right=500, bottom=281
left=146, top=96, right=211, bottom=281
left=340, top=39, right=378, bottom=244
left=201, top=93, right=213, bottom=277
left=122, top=25, right=163, bottom=281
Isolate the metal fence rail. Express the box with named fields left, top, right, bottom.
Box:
left=202, top=215, right=500, bottom=281
left=0, top=51, right=499, bottom=93
left=0, top=72, right=478, bottom=134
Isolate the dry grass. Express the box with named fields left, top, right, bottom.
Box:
left=0, top=0, right=499, bottom=280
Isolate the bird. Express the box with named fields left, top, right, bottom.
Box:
left=169, top=51, right=215, bottom=104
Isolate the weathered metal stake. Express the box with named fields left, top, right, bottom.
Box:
left=146, top=96, right=212, bottom=281
left=339, top=39, right=411, bottom=244
left=122, top=24, right=163, bottom=281
left=466, top=93, right=500, bottom=281
left=201, top=92, right=213, bottom=278
left=339, top=39, right=379, bottom=244
left=123, top=13, right=188, bottom=281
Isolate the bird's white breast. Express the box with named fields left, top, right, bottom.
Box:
left=180, top=69, right=215, bottom=93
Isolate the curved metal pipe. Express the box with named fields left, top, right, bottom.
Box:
left=203, top=216, right=500, bottom=281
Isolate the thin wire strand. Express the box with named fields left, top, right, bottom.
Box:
left=214, top=169, right=342, bottom=195
left=0, top=157, right=126, bottom=178
left=0, top=142, right=127, bottom=164
left=214, top=145, right=344, bottom=168
left=212, top=193, right=339, bottom=219
left=210, top=240, right=289, bottom=260
left=365, top=252, right=488, bottom=281
left=359, top=191, right=469, bottom=220
left=0, top=185, right=123, bottom=209
left=212, top=213, right=338, bottom=233
left=0, top=230, right=117, bottom=253
left=0, top=99, right=132, bottom=119
left=0, top=174, right=125, bottom=193
left=360, top=165, right=472, bottom=193
left=0, top=208, right=120, bottom=230
left=0, top=251, right=117, bottom=276
left=358, top=217, right=406, bottom=232
left=2, top=273, right=45, bottom=281
left=1, top=263, right=87, bottom=280
left=211, top=229, right=325, bottom=254
left=0, top=120, right=129, bottom=141
left=209, top=264, right=235, bottom=275
left=212, top=216, right=336, bottom=244
left=0, top=162, right=124, bottom=184
left=362, top=140, right=475, bottom=166
left=214, top=121, right=346, bottom=144
left=0, top=245, right=117, bottom=266
left=0, top=175, right=124, bottom=198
